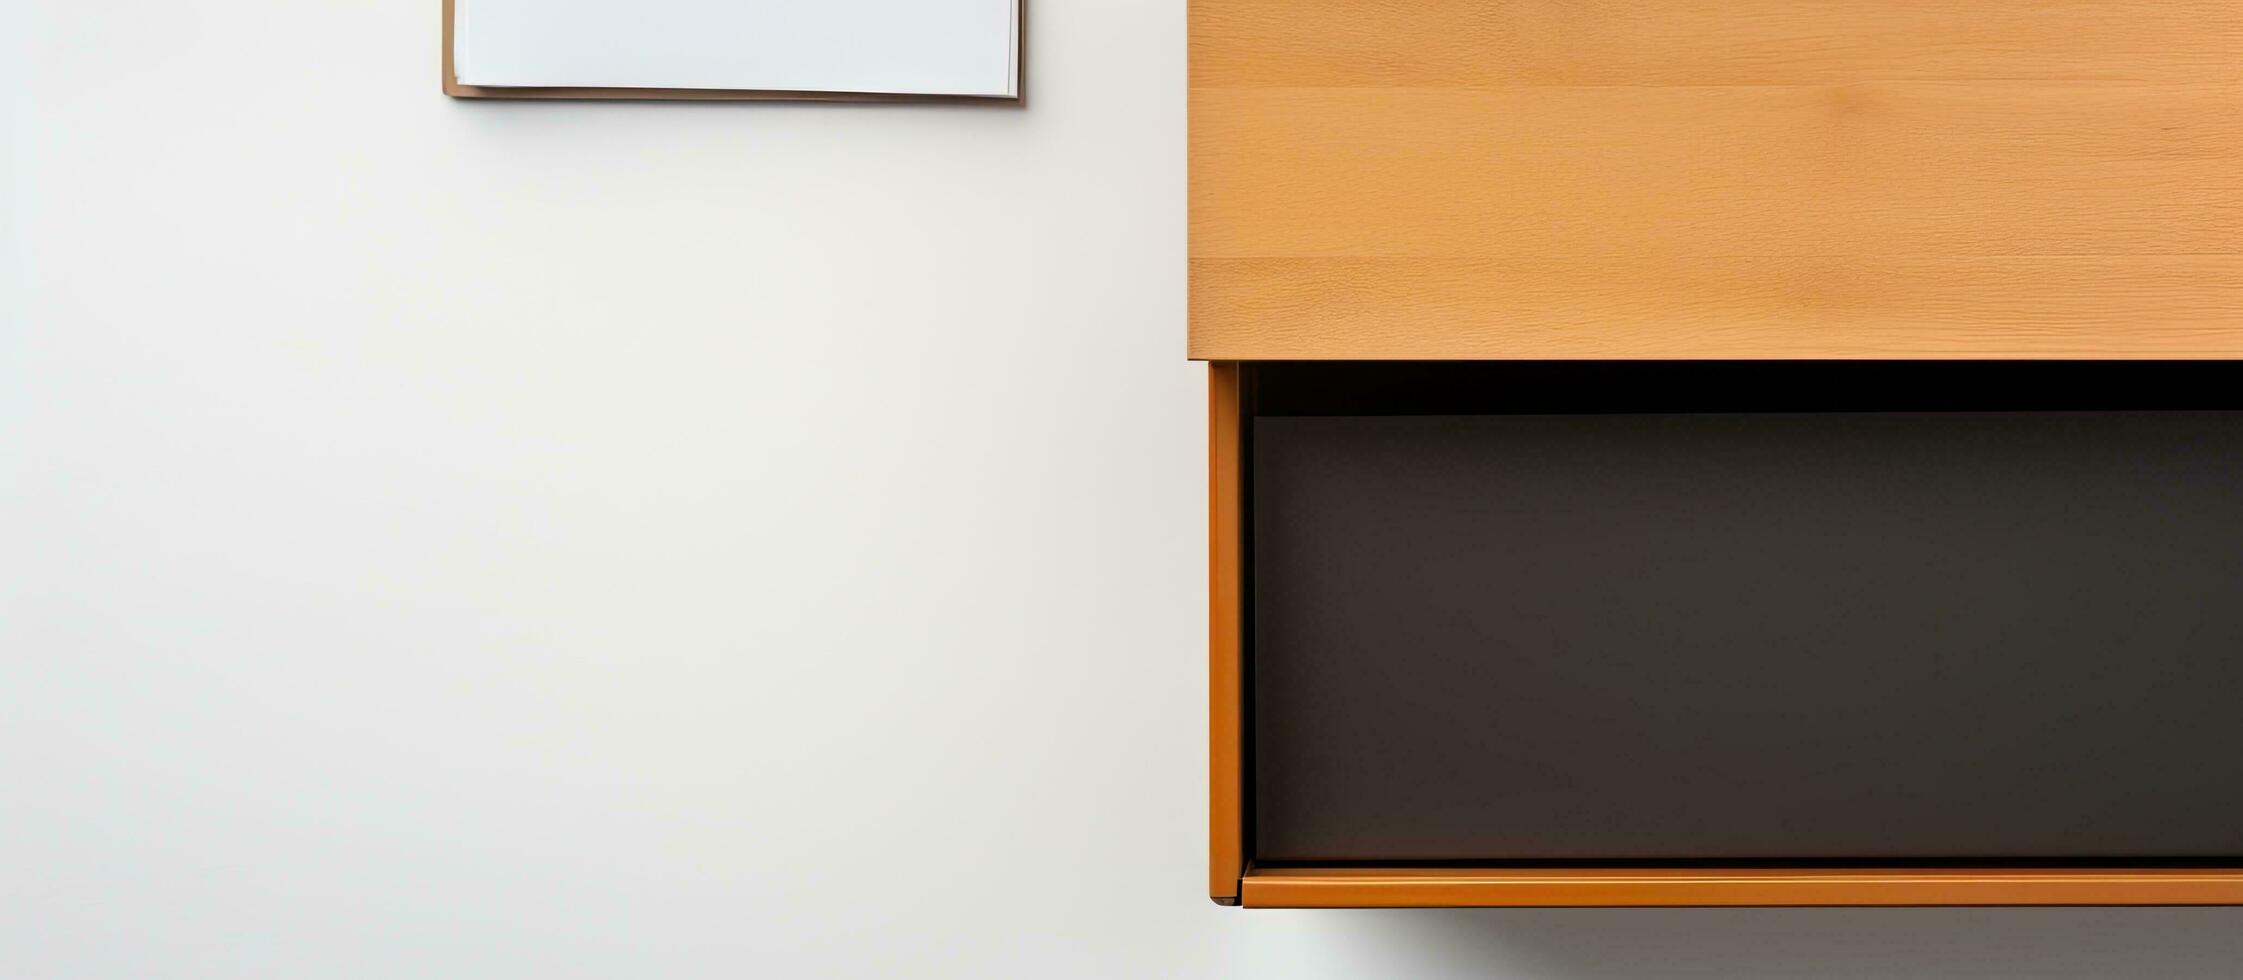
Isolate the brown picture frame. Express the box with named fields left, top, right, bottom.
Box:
left=442, top=0, right=1025, bottom=105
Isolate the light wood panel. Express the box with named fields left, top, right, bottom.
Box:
left=1197, top=254, right=2243, bottom=359
left=1194, top=1, right=2243, bottom=89
left=1242, top=867, right=2243, bottom=908
left=1189, top=1, right=2243, bottom=359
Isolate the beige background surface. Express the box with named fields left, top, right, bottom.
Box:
left=5, top=1, right=2243, bottom=976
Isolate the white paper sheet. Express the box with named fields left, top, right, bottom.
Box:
left=454, top=0, right=1019, bottom=97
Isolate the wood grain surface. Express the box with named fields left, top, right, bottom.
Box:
left=1189, top=1, right=2243, bottom=359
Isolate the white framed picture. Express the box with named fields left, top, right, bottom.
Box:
left=449, top=0, right=1021, bottom=100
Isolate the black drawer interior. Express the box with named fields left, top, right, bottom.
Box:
left=1245, top=362, right=2243, bottom=865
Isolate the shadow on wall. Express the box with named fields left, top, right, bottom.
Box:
left=1381, top=906, right=2243, bottom=979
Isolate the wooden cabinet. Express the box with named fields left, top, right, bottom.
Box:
left=1190, top=1, right=2243, bottom=360
left=1195, top=2, right=2243, bottom=908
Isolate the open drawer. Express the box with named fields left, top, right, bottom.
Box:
left=1209, top=362, right=2243, bottom=907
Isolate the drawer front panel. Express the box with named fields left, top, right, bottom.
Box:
left=1189, top=1, right=2243, bottom=359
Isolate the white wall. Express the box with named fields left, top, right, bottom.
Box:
left=6, top=2, right=2242, bottom=977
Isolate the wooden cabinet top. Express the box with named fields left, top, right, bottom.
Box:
left=1188, top=1, right=2243, bottom=360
